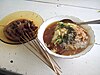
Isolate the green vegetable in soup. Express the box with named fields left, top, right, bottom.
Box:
left=52, top=22, right=76, bottom=45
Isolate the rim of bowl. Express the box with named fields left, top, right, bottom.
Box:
left=38, top=15, right=95, bottom=59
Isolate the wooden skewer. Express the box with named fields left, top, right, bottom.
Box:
left=34, top=38, right=61, bottom=74
left=34, top=39, right=60, bottom=73
left=24, top=32, right=53, bottom=68
left=37, top=38, right=61, bottom=69
left=36, top=38, right=62, bottom=73
left=18, top=24, right=61, bottom=75
left=19, top=38, right=54, bottom=71
left=20, top=34, right=49, bottom=64
left=21, top=37, right=61, bottom=74
left=34, top=39, right=52, bottom=65
left=28, top=27, right=61, bottom=71
left=20, top=33, right=56, bottom=72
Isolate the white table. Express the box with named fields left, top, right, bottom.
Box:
left=0, top=0, right=100, bottom=75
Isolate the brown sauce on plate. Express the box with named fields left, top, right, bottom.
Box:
left=3, top=19, right=38, bottom=42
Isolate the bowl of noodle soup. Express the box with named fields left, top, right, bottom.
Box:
left=38, top=15, right=95, bottom=58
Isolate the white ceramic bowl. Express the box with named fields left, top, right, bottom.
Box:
left=38, top=15, right=95, bottom=59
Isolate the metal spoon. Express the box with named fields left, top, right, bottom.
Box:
left=78, top=19, right=100, bottom=25
left=60, top=19, right=100, bottom=25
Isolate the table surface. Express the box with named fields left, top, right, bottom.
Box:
left=0, top=0, right=100, bottom=75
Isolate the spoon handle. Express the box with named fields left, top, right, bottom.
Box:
left=79, top=19, right=100, bottom=25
